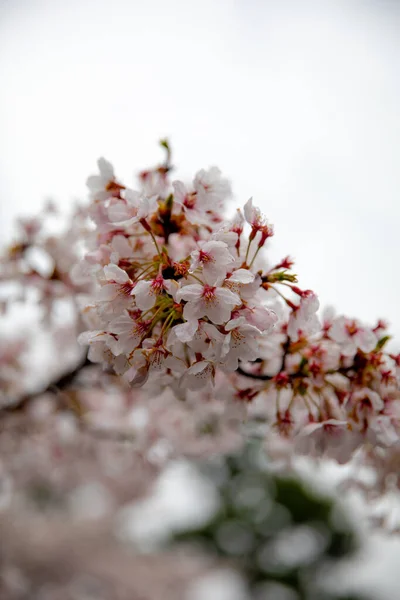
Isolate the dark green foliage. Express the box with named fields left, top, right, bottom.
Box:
left=171, top=442, right=368, bottom=600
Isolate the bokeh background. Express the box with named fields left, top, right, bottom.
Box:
left=1, top=0, right=400, bottom=596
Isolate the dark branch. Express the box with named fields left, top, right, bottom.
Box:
left=236, top=366, right=273, bottom=381
left=1, top=353, right=91, bottom=416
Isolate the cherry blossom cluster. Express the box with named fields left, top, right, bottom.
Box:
left=0, top=202, right=90, bottom=320
left=55, top=140, right=398, bottom=473
left=0, top=140, right=399, bottom=513
left=247, top=306, right=400, bottom=465
left=76, top=142, right=281, bottom=393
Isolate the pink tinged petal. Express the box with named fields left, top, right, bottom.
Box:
left=132, top=280, right=156, bottom=311
left=253, top=307, right=278, bottom=333
left=243, top=197, right=257, bottom=224
left=202, top=323, right=225, bottom=350
left=302, top=292, right=319, bottom=314
left=203, top=263, right=226, bottom=286
left=105, top=335, right=121, bottom=356
left=300, top=420, right=349, bottom=445
left=183, top=300, right=202, bottom=322
left=104, top=264, right=129, bottom=283
left=188, top=361, right=210, bottom=375
left=173, top=320, right=199, bottom=343
left=229, top=269, right=255, bottom=284
left=215, top=287, right=240, bottom=306
left=164, top=355, right=187, bottom=374
left=225, top=317, right=247, bottom=331
left=184, top=361, right=214, bottom=390
left=341, top=340, right=357, bottom=357
left=201, top=240, right=232, bottom=258
left=125, top=188, right=142, bottom=205
left=124, top=365, right=149, bottom=386
left=212, top=229, right=238, bottom=246
left=176, top=284, right=203, bottom=303
left=356, top=329, right=377, bottom=353
left=138, top=195, right=158, bottom=219
left=189, top=250, right=201, bottom=271
left=87, top=343, right=107, bottom=363
left=77, top=330, right=106, bottom=345
left=70, top=261, right=93, bottom=285
left=172, top=180, right=187, bottom=205
left=370, top=415, right=398, bottom=446
left=98, top=283, right=119, bottom=301
left=112, top=215, right=141, bottom=228
left=185, top=208, right=209, bottom=225
left=121, top=334, right=143, bottom=355
left=164, top=279, right=180, bottom=300
left=194, top=167, right=231, bottom=205
left=365, top=390, right=384, bottom=411
left=329, top=318, right=348, bottom=343
left=221, top=333, right=232, bottom=358
left=203, top=301, right=231, bottom=325
left=108, top=201, right=133, bottom=223
left=109, top=315, right=133, bottom=335
left=97, top=157, right=114, bottom=180
left=86, top=174, right=102, bottom=191
left=110, top=235, right=132, bottom=258
left=220, top=354, right=239, bottom=373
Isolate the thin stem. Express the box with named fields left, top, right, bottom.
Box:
left=188, top=273, right=204, bottom=284
left=249, top=245, right=262, bottom=268
left=148, top=229, right=162, bottom=257
left=134, top=264, right=155, bottom=281
left=150, top=304, right=169, bottom=327
left=276, top=388, right=281, bottom=416
left=244, top=239, right=253, bottom=266
left=160, top=311, right=176, bottom=338
left=270, top=285, right=297, bottom=310
left=270, top=285, right=289, bottom=302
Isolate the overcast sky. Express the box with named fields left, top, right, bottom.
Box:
left=1, top=0, right=399, bottom=343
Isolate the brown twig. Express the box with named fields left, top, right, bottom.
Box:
left=1, top=353, right=91, bottom=416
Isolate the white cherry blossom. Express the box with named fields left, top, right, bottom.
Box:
left=190, top=240, right=234, bottom=285
left=219, top=317, right=261, bottom=372
left=77, top=329, right=120, bottom=358
left=97, top=264, right=134, bottom=307
left=132, top=271, right=166, bottom=311
left=172, top=180, right=208, bottom=224
left=108, top=189, right=157, bottom=227
left=329, top=316, right=377, bottom=356
left=287, top=291, right=320, bottom=342
left=176, top=284, right=240, bottom=325
left=108, top=313, right=150, bottom=355
left=235, top=304, right=278, bottom=333
left=295, top=419, right=359, bottom=464
left=86, top=157, right=121, bottom=202
left=182, top=361, right=215, bottom=391
left=187, top=321, right=225, bottom=361
left=193, top=166, right=231, bottom=209
left=243, top=197, right=274, bottom=242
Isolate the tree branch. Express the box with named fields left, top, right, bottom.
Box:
left=1, top=353, right=91, bottom=416
left=236, top=366, right=273, bottom=381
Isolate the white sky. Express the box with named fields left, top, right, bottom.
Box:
left=0, top=0, right=399, bottom=343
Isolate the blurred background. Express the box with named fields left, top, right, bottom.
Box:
left=1, top=1, right=400, bottom=596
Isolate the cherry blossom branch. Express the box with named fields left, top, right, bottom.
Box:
left=236, top=365, right=273, bottom=381
left=1, top=352, right=91, bottom=416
